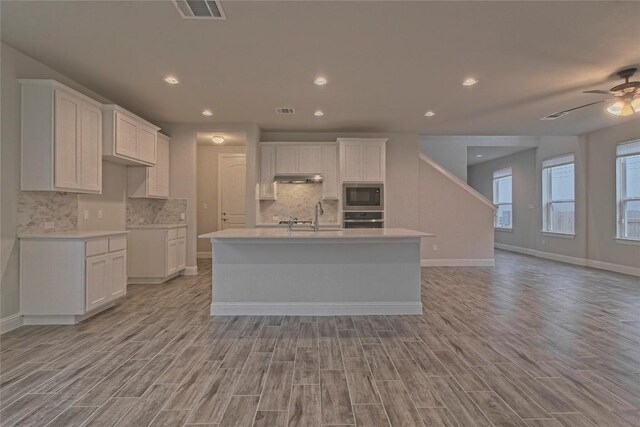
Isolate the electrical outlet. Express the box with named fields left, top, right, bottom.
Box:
left=44, top=222, right=55, bottom=230
left=139, top=217, right=145, bottom=224
left=83, top=210, right=90, bottom=220
left=272, top=216, right=279, bottom=221
left=98, top=210, right=103, bottom=219
left=528, top=203, right=534, bottom=209
left=542, top=239, right=545, bottom=245
left=433, top=244, right=438, bottom=252
left=203, top=203, right=208, bottom=210
left=180, top=213, right=186, bottom=221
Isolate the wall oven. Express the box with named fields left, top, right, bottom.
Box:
left=343, top=184, right=383, bottom=211
left=343, top=211, right=384, bottom=229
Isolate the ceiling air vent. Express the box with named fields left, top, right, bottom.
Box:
left=540, top=112, right=569, bottom=121
left=173, top=0, right=226, bottom=19
left=275, top=107, right=296, bottom=115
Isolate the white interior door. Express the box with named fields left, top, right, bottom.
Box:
left=219, top=154, right=246, bottom=230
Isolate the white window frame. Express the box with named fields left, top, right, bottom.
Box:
left=493, top=167, right=512, bottom=230
left=541, top=153, right=576, bottom=236
left=616, top=140, right=640, bottom=242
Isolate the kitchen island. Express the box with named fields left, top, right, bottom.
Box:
left=199, top=228, right=431, bottom=315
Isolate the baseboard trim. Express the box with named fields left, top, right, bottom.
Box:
left=210, top=302, right=423, bottom=316
left=1, top=313, right=23, bottom=334
left=182, top=266, right=198, bottom=276
left=495, top=243, right=640, bottom=277
left=421, top=259, right=495, bottom=267
left=197, top=252, right=211, bottom=259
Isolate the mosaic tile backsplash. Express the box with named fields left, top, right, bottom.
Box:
left=258, top=184, right=339, bottom=225
left=17, top=191, right=78, bottom=234
left=126, top=198, right=188, bottom=225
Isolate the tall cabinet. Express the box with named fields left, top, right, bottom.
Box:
left=20, top=80, right=103, bottom=193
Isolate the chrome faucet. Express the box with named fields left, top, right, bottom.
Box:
left=313, top=200, right=324, bottom=232
left=287, top=216, right=298, bottom=235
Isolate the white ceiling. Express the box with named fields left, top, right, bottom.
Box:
left=196, top=131, right=246, bottom=146
left=2, top=1, right=640, bottom=135
left=467, top=146, right=535, bottom=166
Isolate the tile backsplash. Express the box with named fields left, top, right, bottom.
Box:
left=17, top=191, right=78, bottom=234
left=258, top=184, right=338, bottom=224
left=127, top=198, right=188, bottom=226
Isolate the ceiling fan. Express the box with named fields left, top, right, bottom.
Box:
left=542, top=67, right=640, bottom=120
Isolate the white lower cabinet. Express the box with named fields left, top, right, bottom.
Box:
left=19, top=232, right=128, bottom=325
left=127, top=225, right=187, bottom=284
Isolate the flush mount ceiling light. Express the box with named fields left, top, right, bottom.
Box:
left=462, top=78, right=478, bottom=87
left=314, top=76, right=328, bottom=86
left=314, top=110, right=324, bottom=117
left=424, top=111, right=435, bottom=117
left=201, top=109, right=213, bottom=116
left=211, top=136, right=225, bottom=144
left=163, top=75, right=180, bottom=85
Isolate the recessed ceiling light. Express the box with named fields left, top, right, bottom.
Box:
left=212, top=136, right=225, bottom=144
left=164, top=76, right=179, bottom=85
left=424, top=111, right=435, bottom=117
left=314, top=110, right=324, bottom=117
left=202, top=109, right=213, bottom=116
left=314, top=76, right=328, bottom=86
left=476, top=154, right=483, bottom=158
left=462, top=78, right=478, bottom=86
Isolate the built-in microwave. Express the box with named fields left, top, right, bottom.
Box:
left=343, top=183, right=383, bottom=211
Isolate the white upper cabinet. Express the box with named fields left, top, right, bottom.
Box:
left=339, top=138, right=387, bottom=183
left=321, top=145, right=339, bottom=199
left=275, top=145, right=299, bottom=174
left=20, top=80, right=103, bottom=194
left=259, top=145, right=276, bottom=200
left=128, top=133, right=170, bottom=199
left=102, top=105, right=159, bottom=166
left=275, top=144, right=322, bottom=175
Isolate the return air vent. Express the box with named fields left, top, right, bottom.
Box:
left=540, top=111, right=569, bottom=120
left=275, top=107, right=296, bottom=115
left=173, top=0, right=226, bottom=19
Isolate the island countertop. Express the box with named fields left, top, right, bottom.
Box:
left=199, top=228, right=432, bottom=240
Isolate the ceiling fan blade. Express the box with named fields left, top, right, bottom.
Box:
left=583, top=90, right=612, bottom=95
left=555, top=100, right=605, bottom=115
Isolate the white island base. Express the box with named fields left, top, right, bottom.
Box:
left=199, top=228, right=430, bottom=316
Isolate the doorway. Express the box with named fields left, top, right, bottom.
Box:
left=218, top=154, right=246, bottom=229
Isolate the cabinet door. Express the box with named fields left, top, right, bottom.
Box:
left=109, top=250, right=127, bottom=299
left=80, top=103, right=102, bottom=192
left=115, top=112, right=138, bottom=158
left=298, top=145, right=322, bottom=173
left=176, top=238, right=186, bottom=271
left=167, top=239, right=178, bottom=275
left=341, top=143, right=364, bottom=182
left=321, top=145, right=339, bottom=199
left=86, top=254, right=108, bottom=311
left=275, top=145, right=298, bottom=174
left=137, top=125, right=157, bottom=164
left=259, top=145, right=276, bottom=199
left=54, top=91, right=82, bottom=190
left=153, top=136, right=169, bottom=198
left=363, top=143, right=384, bottom=182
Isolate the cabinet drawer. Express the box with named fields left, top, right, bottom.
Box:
left=109, top=236, right=127, bottom=252
left=86, top=238, right=109, bottom=257
left=167, top=228, right=178, bottom=241
left=177, top=227, right=186, bottom=238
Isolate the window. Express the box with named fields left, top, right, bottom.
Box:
left=542, top=154, right=575, bottom=235
left=493, top=168, right=512, bottom=229
left=617, top=140, right=640, bottom=241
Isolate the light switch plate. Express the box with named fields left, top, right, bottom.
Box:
left=98, top=210, right=103, bottom=219
left=203, top=203, right=208, bottom=210
left=272, top=216, right=279, bottom=221
left=180, top=213, right=186, bottom=221
left=139, top=217, right=145, bottom=224
left=83, top=210, right=90, bottom=220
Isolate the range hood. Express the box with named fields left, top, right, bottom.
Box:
left=273, top=174, right=323, bottom=183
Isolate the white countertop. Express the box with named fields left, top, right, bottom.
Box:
left=199, top=228, right=432, bottom=240
left=19, top=230, right=128, bottom=240
left=127, top=224, right=187, bottom=229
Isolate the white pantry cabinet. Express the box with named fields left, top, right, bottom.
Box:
left=259, top=145, right=276, bottom=200
left=128, top=133, right=170, bottom=199
left=19, top=231, right=128, bottom=324
left=338, top=138, right=387, bottom=183
left=20, top=80, right=103, bottom=194
left=102, top=105, right=160, bottom=166
left=127, top=225, right=187, bottom=283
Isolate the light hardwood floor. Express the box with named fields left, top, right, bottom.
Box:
left=1, top=250, right=639, bottom=426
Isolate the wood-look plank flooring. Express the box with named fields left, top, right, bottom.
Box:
left=1, top=250, right=639, bottom=426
